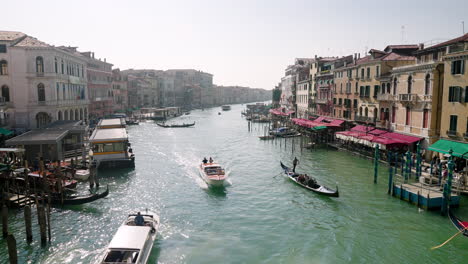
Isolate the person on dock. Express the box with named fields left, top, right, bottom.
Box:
left=292, top=157, right=299, bottom=172
left=135, top=212, right=144, bottom=226
left=209, top=157, right=213, bottom=163
left=203, top=157, right=208, bottom=164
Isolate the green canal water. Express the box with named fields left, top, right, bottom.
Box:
left=1, top=104, right=468, bottom=263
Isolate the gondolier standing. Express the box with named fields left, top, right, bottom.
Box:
left=293, top=157, right=299, bottom=172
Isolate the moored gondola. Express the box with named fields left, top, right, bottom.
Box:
left=280, top=162, right=339, bottom=197
left=51, top=185, right=109, bottom=206
left=449, top=210, right=468, bottom=237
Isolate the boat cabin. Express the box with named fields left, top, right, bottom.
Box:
left=101, top=226, right=153, bottom=264
left=204, top=165, right=225, bottom=175
left=89, top=128, right=134, bottom=169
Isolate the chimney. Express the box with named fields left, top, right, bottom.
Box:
left=418, top=43, right=424, bottom=50
left=358, top=53, right=360, bottom=59
left=92, top=52, right=95, bottom=58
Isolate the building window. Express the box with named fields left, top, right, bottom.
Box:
left=37, top=83, right=46, bottom=101
left=61, top=60, right=64, bottom=74
left=36, top=56, right=44, bottom=73
left=448, top=86, right=463, bottom=102
left=1, top=85, right=9, bottom=102
left=0, top=44, right=6, bottom=53
left=392, top=106, right=396, bottom=123
left=354, top=99, right=357, bottom=108
left=359, top=107, right=363, bottom=116
left=62, top=84, right=66, bottom=100
left=373, top=85, right=379, bottom=97
left=424, top=74, right=430, bottom=95
left=376, top=66, right=380, bottom=77
left=387, top=83, right=390, bottom=94
left=407, top=75, right=412, bottom=93
left=54, top=58, right=58, bottom=73
left=366, top=68, right=370, bottom=78
left=0, top=60, right=7, bottom=75
left=339, top=98, right=342, bottom=105
left=361, top=68, right=364, bottom=78
left=355, top=82, right=358, bottom=93
left=449, top=115, right=458, bottom=132
left=393, top=78, right=397, bottom=95
left=365, top=86, right=370, bottom=97
left=423, top=109, right=429, bottom=128
left=365, top=107, right=368, bottom=117
left=451, top=60, right=465, bottom=75
left=465, top=86, right=468, bottom=102
left=406, top=107, right=411, bottom=126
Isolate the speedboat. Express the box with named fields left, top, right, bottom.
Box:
left=100, top=210, right=160, bottom=264
left=199, top=162, right=228, bottom=187
left=221, top=105, right=231, bottom=111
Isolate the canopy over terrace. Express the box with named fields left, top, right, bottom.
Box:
left=291, top=118, right=343, bottom=129
left=429, top=139, right=468, bottom=158
left=269, top=108, right=294, bottom=117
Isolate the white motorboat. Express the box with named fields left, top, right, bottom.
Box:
left=199, top=162, right=228, bottom=187
left=74, top=169, right=90, bottom=181
left=100, top=210, right=160, bottom=264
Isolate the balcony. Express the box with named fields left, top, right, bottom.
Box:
left=315, top=98, right=328, bottom=104
left=421, top=94, right=432, bottom=102
left=398, top=93, right=418, bottom=104
left=447, top=130, right=457, bottom=137
left=355, top=115, right=374, bottom=123
left=377, top=93, right=396, bottom=102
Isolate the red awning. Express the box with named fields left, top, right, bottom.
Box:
left=368, top=129, right=388, bottom=135
left=314, top=117, right=326, bottom=122
left=269, top=108, right=289, bottom=116
left=330, top=119, right=345, bottom=126
left=351, top=125, right=375, bottom=133
left=380, top=132, right=422, bottom=144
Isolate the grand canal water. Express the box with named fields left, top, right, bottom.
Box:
left=1, top=103, right=468, bottom=263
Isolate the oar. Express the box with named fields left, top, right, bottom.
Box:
left=431, top=226, right=468, bottom=250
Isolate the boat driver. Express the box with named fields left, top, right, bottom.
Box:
left=135, top=212, right=145, bottom=226
left=202, top=157, right=208, bottom=164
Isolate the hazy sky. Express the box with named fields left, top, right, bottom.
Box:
left=3, top=0, right=468, bottom=89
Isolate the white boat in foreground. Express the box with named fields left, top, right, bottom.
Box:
left=100, top=211, right=160, bottom=264
left=199, top=162, right=228, bottom=187
left=74, top=169, right=90, bottom=181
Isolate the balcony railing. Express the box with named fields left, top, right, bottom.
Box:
left=421, top=94, right=432, bottom=102
left=315, top=98, right=328, bottom=104
left=355, top=115, right=374, bottom=123
left=377, top=93, right=396, bottom=101
left=398, top=93, right=418, bottom=103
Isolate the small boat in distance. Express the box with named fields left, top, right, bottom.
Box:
left=184, top=111, right=190, bottom=115
left=221, top=105, right=231, bottom=111
left=280, top=162, right=339, bottom=197
left=100, top=210, right=160, bottom=264
left=259, top=135, right=275, bottom=140
left=199, top=161, right=228, bottom=187
left=51, top=185, right=109, bottom=206
left=156, top=122, right=195, bottom=128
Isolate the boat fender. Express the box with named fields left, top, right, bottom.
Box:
left=151, top=227, right=156, bottom=233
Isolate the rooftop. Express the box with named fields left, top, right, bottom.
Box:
left=6, top=130, right=68, bottom=145
left=90, top=128, right=128, bottom=142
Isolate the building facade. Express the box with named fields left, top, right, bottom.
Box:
left=0, top=31, right=89, bottom=130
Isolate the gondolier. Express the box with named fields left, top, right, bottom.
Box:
left=293, top=157, right=299, bottom=172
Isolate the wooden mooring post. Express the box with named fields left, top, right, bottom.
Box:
left=7, top=234, right=17, bottom=264
left=24, top=205, right=33, bottom=243
left=2, top=204, right=8, bottom=238
left=37, top=204, right=47, bottom=245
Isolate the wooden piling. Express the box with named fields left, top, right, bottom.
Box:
left=7, top=234, right=17, bottom=264
left=2, top=205, right=8, bottom=238
left=24, top=205, right=33, bottom=243
left=47, top=196, right=51, bottom=241
left=37, top=204, right=47, bottom=245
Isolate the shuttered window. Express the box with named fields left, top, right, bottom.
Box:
left=449, top=115, right=458, bottom=132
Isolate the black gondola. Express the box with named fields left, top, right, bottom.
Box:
left=280, top=162, right=339, bottom=197
left=156, top=122, right=195, bottom=128
left=449, top=210, right=468, bottom=237
left=51, top=185, right=109, bottom=206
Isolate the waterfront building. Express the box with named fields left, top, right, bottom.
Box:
left=331, top=55, right=354, bottom=120
left=296, top=63, right=312, bottom=119
left=80, top=51, right=113, bottom=119
left=280, top=58, right=314, bottom=116
left=111, top=69, right=128, bottom=113
left=0, top=31, right=89, bottom=130
left=315, top=58, right=337, bottom=117
left=355, top=46, right=416, bottom=126
left=389, top=44, right=445, bottom=155
left=438, top=34, right=468, bottom=141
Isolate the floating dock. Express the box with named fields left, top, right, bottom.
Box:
left=392, top=183, right=460, bottom=210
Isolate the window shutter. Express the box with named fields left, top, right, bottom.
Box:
left=449, top=86, right=453, bottom=102
left=465, top=87, right=468, bottom=103
left=462, top=60, right=465, bottom=74
left=451, top=61, right=455, bottom=74
left=459, top=86, right=464, bottom=102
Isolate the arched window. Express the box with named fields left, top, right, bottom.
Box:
left=64, top=110, right=69, bottom=120
left=355, top=82, right=358, bottom=93
left=380, top=108, right=385, bottom=120
left=36, top=112, right=51, bottom=128
left=0, top=60, right=7, bottom=75
left=361, top=68, right=364, bottom=78
left=61, top=59, right=64, bottom=74
left=54, top=58, right=58, bottom=73
left=70, top=109, right=74, bottom=120
left=80, top=109, right=83, bottom=120
left=366, top=67, right=370, bottom=78
left=75, top=109, right=79, bottom=120
left=359, top=107, right=363, bottom=116
left=365, top=107, right=368, bottom=117
left=387, top=83, right=391, bottom=94
left=1, top=85, right=10, bottom=102
left=58, top=111, right=63, bottom=120
left=36, top=57, right=44, bottom=73
left=407, top=75, right=412, bottom=93
left=424, top=74, right=430, bottom=95
left=393, top=78, right=397, bottom=95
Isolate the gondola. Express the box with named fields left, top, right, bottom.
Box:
left=156, top=122, right=195, bottom=128
left=449, top=210, right=468, bottom=237
left=280, top=162, right=339, bottom=197
left=51, top=185, right=109, bottom=206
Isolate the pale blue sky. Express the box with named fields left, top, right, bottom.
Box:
left=3, top=0, right=468, bottom=89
